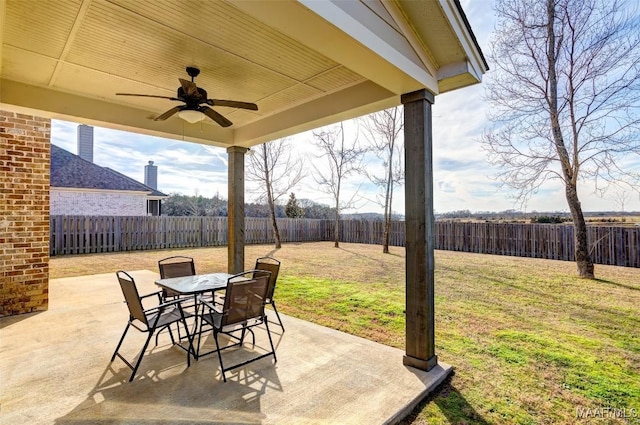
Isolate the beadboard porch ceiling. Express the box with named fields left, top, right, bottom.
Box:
left=0, top=0, right=487, bottom=148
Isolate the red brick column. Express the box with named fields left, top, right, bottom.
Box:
left=0, top=110, right=51, bottom=316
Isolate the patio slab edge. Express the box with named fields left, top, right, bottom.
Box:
left=384, top=362, right=453, bottom=424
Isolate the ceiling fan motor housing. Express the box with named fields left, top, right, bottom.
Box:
left=186, top=66, right=200, bottom=79
left=178, top=87, right=208, bottom=107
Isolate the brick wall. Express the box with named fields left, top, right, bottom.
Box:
left=51, top=189, right=148, bottom=216
left=0, top=111, right=50, bottom=316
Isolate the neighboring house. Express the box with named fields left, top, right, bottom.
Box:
left=50, top=144, right=167, bottom=216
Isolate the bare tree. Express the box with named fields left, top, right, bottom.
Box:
left=361, top=107, right=404, bottom=253
left=187, top=189, right=201, bottom=216
left=312, top=122, right=366, bottom=248
left=483, top=0, right=640, bottom=278
left=609, top=188, right=631, bottom=212
left=247, top=138, right=305, bottom=249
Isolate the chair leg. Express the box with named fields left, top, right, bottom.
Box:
left=210, top=320, right=277, bottom=383
left=155, top=324, right=176, bottom=347
left=129, top=331, right=155, bottom=382
left=271, top=301, right=285, bottom=332
left=196, top=315, right=206, bottom=360
left=247, top=327, right=256, bottom=346
left=239, top=325, right=247, bottom=344
left=213, top=329, right=226, bottom=382
left=111, top=322, right=131, bottom=362
left=237, top=324, right=256, bottom=346
left=181, top=318, right=193, bottom=367
left=195, top=314, right=218, bottom=359
left=168, top=325, right=176, bottom=345
left=264, top=317, right=277, bottom=363
left=173, top=309, right=190, bottom=341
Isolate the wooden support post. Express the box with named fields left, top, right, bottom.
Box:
left=227, top=146, right=247, bottom=274
left=401, top=89, right=437, bottom=371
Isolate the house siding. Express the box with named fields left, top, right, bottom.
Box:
left=51, top=189, right=148, bottom=216
left=0, top=110, right=50, bottom=316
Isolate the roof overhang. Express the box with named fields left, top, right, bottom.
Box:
left=1, top=0, right=487, bottom=148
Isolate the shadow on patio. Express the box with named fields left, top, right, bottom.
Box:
left=0, top=270, right=451, bottom=424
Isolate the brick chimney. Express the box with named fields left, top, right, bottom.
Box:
left=144, top=160, right=158, bottom=189
left=77, top=124, right=94, bottom=162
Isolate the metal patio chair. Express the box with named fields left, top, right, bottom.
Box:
left=158, top=256, right=196, bottom=301
left=254, top=256, right=284, bottom=331
left=197, top=270, right=277, bottom=382
left=111, top=271, right=193, bottom=382
left=158, top=256, right=198, bottom=340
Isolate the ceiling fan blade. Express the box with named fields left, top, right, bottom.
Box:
left=116, top=93, right=180, bottom=101
left=179, top=78, right=199, bottom=97
left=209, top=99, right=258, bottom=111
left=200, top=106, right=233, bottom=127
left=154, top=106, right=181, bottom=121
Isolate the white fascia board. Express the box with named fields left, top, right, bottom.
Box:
left=382, top=0, right=439, bottom=78
left=300, top=0, right=438, bottom=91
left=438, top=61, right=472, bottom=81
left=438, top=0, right=486, bottom=82
left=0, top=78, right=234, bottom=147
left=51, top=187, right=151, bottom=196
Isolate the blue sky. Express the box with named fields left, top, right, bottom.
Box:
left=50, top=1, right=640, bottom=214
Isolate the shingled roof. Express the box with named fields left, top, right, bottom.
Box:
left=50, top=144, right=167, bottom=197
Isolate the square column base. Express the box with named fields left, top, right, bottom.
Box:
left=403, top=354, right=438, bottom=371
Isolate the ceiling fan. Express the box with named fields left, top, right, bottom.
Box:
left=115, top=66, right=258, bottom=127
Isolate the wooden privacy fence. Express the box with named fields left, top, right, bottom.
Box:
left=337, top=220, right=639, bottom=268
left=49, top=216, right=328, bottom=256
left=437, top=222, right=639, bottom=267
left=49, top=216, right=640, bottom=268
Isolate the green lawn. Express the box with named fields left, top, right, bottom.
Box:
left=50, top=242, right=640, bottom=424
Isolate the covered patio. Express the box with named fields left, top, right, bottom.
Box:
left=1, top=0, right=487, bottom=421
left=1, top=270, right=451, bottom=424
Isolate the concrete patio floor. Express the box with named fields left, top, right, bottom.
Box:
left=0, top=270, right=451, bottom=424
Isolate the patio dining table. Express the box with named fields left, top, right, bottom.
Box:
left=155, top=272, right=233, bottom=357
left=155, top=272, right=232, bottom=296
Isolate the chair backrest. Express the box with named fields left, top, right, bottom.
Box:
left=158, top=256, right=196, bottom=279
left=254, top=257, right=280, bottom=301
left=221, top=271, right=270, bottom=328
left=116, top=271, right=147, bottom=325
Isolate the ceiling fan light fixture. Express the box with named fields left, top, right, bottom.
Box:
left=116, top=67, right=257, bottom=127
left=178, top=109, right=205, bottom=123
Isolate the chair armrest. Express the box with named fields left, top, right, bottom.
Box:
left=144, top=298, right=192, bottom=329
left=198, top=296, right=222, bottom=314
left=139, top=291, right=163, bottom=309
left=143, top=298, right=185, bottom=315
left=141, top=291, right=163, bottom=301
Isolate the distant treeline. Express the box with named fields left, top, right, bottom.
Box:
left=163, top=195, right=636, bottom=223
left=162, top=193, right=337, bottom=219
left=437, top=209, right=639, bottom=222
